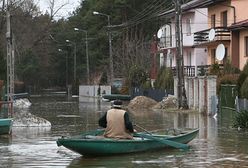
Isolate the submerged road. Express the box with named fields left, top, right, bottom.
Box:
left=0, top=95, right=248, bottom=167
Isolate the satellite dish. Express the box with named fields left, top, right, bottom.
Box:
left=209, top=29, right=215, bottom=41
left=216, top=44, right=225, bottom=61
left=157, top=28, right=163, bottom=38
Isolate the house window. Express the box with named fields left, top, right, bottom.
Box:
left=221, top=11, right=228, bottom=27
left=186, top=18, right=191, bottom=35
left=245, top=37, right=248, bottom=57
left=211, top=14, right=216, bottom=28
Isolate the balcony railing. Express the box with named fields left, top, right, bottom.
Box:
left=171, top=64, right=224, bottom=77
left=194, top=27, right=230, bottom=45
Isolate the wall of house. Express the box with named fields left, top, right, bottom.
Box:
left=170, top=22, right=176, bottom=48
left=182, top=11, right=194, bottom=46
left=207, top=42, right=230, bottom=65
left=208, top=0, right=248, bottom=26
left=168, top=9, right=208, bottom=69
left=183, top=48, right=192, bottom=66
left=208, top=1, right=233, bottom=27
left=231, top=31, right=240, bottom=69
left=182, top=48, right=207, bottom=67
left=231, top=0, right=248, bottom=22
left=194, top=8, right=208, bottom=32
left=194, top=48, right=208, bottom=66
left=207, top=46, right=215, bottom=65
left=239, top=30, right=248, bottom=70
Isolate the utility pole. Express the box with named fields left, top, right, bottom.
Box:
left=174, top=0, right=188, bottom=109
left=6, top=0, right=14, bottom=117
left=107, top=15, right=114, bottom=85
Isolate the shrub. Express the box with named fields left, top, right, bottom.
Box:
left=209, top=63, right=220, bottom=76
left=233, top=110, right=248, bottom=128
left=237, top=61, right=248, bottom=96
left=215, top=60, right=240, bottom=95
left=217, top=74, right=239, bottom=95
left=240, top=77, right=248, bottom=99
left=154, top=67, right=173, bottom=90
left=128, top=65, right=149, bottom=88
left=223, top=60, right=240, bottom=75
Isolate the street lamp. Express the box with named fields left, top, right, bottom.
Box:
left=74, top=27, right=90, bottom=85
left=58, top=48, right=68, bottom=90
left=93, top=11, right=113, bottom=85
left=66, top=39, right=77, bottom=83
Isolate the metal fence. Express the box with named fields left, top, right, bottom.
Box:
left=218, top=84, right=248, bottom=113
left=220, top=84, right=237, bottom=110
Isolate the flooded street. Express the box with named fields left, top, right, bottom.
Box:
left=1, top=95, right=248, bottom=168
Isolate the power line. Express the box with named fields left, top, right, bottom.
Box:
left=122, top=0, right=169, bottom=24
left=110, top=0, right=173, bottom=29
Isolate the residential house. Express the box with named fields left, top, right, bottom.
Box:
left=193, top=0, right=248, bottom=70
left=157, top=6, right=208, bottom=77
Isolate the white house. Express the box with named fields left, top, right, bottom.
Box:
left=158, top=8, right=208, bottom=76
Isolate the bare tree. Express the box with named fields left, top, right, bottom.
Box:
left=46, top=0, right=68, bottom=20
left=31, top=0, right=69, bottom=47
left=113, top=27, right=151, bottom=77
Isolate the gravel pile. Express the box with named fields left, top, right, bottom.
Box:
left=153, top=95, right=177, bottom=109
left=128, top=96, right=157, bottom=109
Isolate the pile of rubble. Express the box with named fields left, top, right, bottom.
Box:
left=127, top=95, right=177, bottom=110
left=153, top=95, right=177, bottom=109
left=128, top=96, right=157, bottom=109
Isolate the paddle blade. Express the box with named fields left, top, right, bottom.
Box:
left=134, top=133, right=189, bottom=150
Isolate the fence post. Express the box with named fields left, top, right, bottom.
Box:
left=207, top=75, right=217, bottom=115
left=198, top=76, right=206, bottom=113
left=188, top=77, right=194, bottom=108
left=193, top=77, right=199, bottom=110
left=174, top=76, right=178, bottom=101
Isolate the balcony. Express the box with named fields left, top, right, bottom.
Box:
left=157, top=36, right=172, bottom=49
left=171, top=64, right=224, bottom=77
left=194, top=27, right=230, bottom=45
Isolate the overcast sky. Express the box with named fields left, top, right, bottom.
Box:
left=36, top=0, right=81, bottom=19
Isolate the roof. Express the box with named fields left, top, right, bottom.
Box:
left=158, top=0, right=227, bottom=18
left=229, top=19, right=248, bottom=30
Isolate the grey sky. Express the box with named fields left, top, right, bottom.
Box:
left=36, top=0, right=80, bottom=18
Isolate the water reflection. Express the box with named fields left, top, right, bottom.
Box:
left=1, top=96, right=248, bottom=168
left=12, top=127, right=51, bottom=138
left=0, top=134, right=12, bottom=145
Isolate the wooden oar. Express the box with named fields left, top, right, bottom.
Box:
left=133, top=124, right=189, bottom=150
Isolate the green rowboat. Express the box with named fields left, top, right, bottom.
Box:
left=102, top=94, right=131, bottom=101
left=0, top=118, right=13, bottom=135
left=57, top=128, right=199, bottom=156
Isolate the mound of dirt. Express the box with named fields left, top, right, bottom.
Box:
left=153, top=95, right=177, bottom=109
left=128, top=96, right=157, bottom=109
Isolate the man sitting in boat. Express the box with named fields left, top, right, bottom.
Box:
left=98, top=100, right=134, bottom=139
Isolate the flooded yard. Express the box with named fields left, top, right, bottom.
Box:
left=0, top=95, right=248, bottom=167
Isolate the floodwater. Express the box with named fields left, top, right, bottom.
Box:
left=1, top=95, right=248, bottom=168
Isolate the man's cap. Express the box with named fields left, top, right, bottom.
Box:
left=112, top=100, right=123, bottom=108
